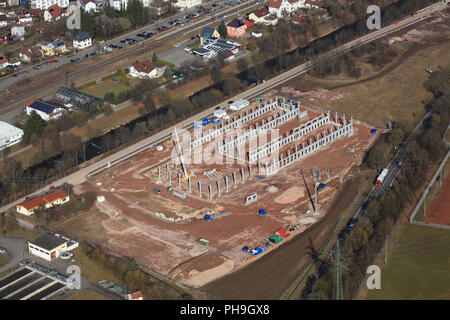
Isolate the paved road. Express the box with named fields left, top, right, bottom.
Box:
left=0, top=1, right=446, bottom=214
left=0, top=236, right=27, bottom=274
left=0, top=0, right=261, bottom=124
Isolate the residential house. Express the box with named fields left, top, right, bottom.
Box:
left=73, top=31, right=92, bottom=49
left=25, top=99, right=66, bottom=121
left=29, top=9, right=41, bottom=18
left=243, top=19, right=255, bottom=29
left=18, top=14, right=33, bottom=25
left=268, top=0, right=306, bottom=18
left=16, top=189, right=70, bottom=216
left=16, top=197, right=47, bottom=215
left=127, top=290, right=144, bottom=300
left=43, top=189, right=70, bottom=208
left=305, top=0, right=326, bottom=9
left=0, top=14, right=7, bottom=28
left=41, top=39, right=67, bottom=55
left=11, top=24, right=24, bottom=39
left=19, top=46, right=42, bottom=62
left=174, top=0, right=201, bottom=10
left=109, top=0, right=128, bottom=10
left=129, top=60, right=166, bottom=79
left=226, top=18, right=246, bottom=37
left=44, top=4, right=62, bottom=22
left=0, top=55, right=8, bottom=68
left=249, top=6, right=270, bottom=24
left=150, top=0, right=169, bottom=16
left=78, top=0, right=97, bottom=12
left=199, top=26, right=220, bottom=45
left=30, top=0, right=69, bottom=10
left=291, top=14, right=306, bottom=24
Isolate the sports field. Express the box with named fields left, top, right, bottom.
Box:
left=366, top=224, right=450, bottom=300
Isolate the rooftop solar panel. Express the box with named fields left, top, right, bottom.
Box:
left=29, top=101, right=55, bottom=114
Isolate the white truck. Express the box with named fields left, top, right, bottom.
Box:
left=375, top=168, right=389, bottom=187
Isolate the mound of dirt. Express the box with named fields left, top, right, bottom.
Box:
left=275, top=186, right=305, bottom=204
left=265, top=185, right=279, bottom=193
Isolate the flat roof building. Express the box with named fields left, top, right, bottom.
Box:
left=0, top=121, right=24, bottom=151
left=28, top=233, right=68, bottom=261
left=229, top=99, right=249, bottom=111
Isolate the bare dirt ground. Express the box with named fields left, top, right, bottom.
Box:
left=53, top=92, right=378, bottom=292
left=422, top=176, right=450, bottom=226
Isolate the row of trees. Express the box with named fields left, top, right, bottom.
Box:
left=81, top=244, right=190, bottom=299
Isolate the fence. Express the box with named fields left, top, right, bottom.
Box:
left=409, top=149, right=450, bottom=224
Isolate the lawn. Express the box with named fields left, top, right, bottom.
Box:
left=320, top=41, right=450, bottom=130
left=69, top=246, right=121, bottom=286
left=66, top=290, right=111, bottom=300
left=366, top=223, right=450, bottom=300
left=79, top=78, right=131, bottom=99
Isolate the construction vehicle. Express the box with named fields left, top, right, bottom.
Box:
left=375, top=168, right=389, bottom=187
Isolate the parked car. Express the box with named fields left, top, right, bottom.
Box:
left=33, top=65, right=41, bottom=69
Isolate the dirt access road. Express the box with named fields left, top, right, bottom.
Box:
left=203, top=178, right=360, bottom=299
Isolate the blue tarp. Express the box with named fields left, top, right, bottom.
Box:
left=204, top=214, right=211, bottom=221
left=258, top=209, right=265, bottom=215
left=370, top=129, right=377, bottom=134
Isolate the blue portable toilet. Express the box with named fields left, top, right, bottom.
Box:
left=213, top=118, right=221, bottom=124
left=204, top=214, right=212, bottom=221
left=370, top=129, right=377, bottom=134
left=258, top=209, right=265, bottom=215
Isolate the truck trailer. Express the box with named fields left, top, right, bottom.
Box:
left=375, top=168, right=389, bottom=187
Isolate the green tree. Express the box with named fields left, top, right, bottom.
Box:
left=152, top=52, right=158, bottom=62
left=218, top=21, right=227, bottom=39
left=24, top=111, right=46, bottom=141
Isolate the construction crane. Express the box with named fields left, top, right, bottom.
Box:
left=172, top=127, right=188, bottom=178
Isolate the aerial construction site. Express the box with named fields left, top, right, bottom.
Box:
left=61, top=91, right=379, bottom=288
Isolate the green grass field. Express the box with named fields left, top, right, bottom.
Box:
left=366, top=224, right=450, bottom=300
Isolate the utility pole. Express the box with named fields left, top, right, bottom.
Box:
left=333, top=242, right=344, bottom=300
left=385, top=234, right=388, bottom=266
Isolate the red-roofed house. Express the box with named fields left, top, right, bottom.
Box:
left=129, top=60, right=166, bottom=79
left=305, top=0, right=326, bottom=9
left=268, top=0, right=306, bottom=17
left=16, top=189, right=70, bottom=215
left=127, top=290, right=144, bottom=300
left=16, top=197, right=48, bottom=216
left=249, top=6, right=270, bottom=24
left=243, top=19, right=255, bottom=29
left=291, top=14, right=306, bottom=24
left=43, top=190, right=70, bottom=208
left=226, top=18, right=247, bottom=37
left=44, top=4, right=62, bottom=22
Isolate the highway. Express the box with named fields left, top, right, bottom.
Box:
left=0, top=0, right=260, bottom=115
left=0, top=1, right=446, bottom=216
